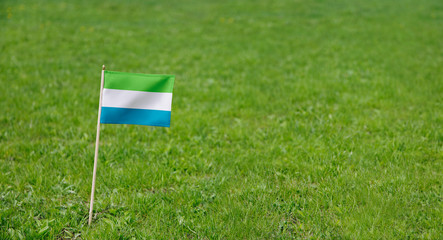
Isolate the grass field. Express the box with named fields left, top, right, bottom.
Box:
left=1, top=0, right=442, bottom=239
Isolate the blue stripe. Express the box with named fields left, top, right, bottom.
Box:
left=100, top=107, right=171, bottom=127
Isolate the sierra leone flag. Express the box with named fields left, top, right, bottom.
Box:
left=100, top=71, right=174, bottom=127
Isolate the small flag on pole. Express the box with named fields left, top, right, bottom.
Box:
left=88, top=66, right=175, bottom=225
left=100, top=70, right=175, bottom=127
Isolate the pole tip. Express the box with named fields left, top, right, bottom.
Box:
left=102, top=65, right=105, bottom=70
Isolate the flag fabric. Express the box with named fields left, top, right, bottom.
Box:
left=100, top=70, right=174, bottom=127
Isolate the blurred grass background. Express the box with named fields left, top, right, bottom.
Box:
left=0, top=0, right=442, bottom=239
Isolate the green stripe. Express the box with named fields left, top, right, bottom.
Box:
left=104, top=70, right=174, bottom=93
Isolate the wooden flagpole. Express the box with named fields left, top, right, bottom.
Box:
left=88, top=65, right=105, bottom=225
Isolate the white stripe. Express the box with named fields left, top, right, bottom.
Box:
left=102, top=88, right=172, bottom=111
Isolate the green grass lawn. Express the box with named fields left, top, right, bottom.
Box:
left=1, top=0, right=442, bottom=239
